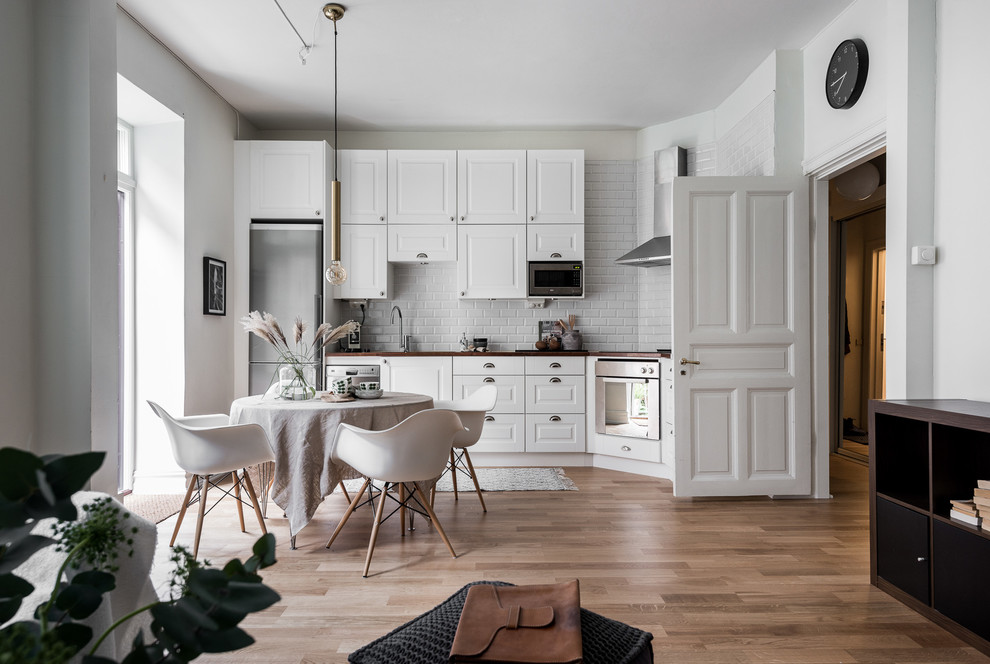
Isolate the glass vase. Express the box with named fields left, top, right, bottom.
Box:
left=278, top=364, right=317, bottom=400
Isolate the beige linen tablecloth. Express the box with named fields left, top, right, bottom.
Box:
left=229, top=392, right=433, bottom=538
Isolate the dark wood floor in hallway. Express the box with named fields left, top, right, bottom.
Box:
left=162, top=457, right=990, bottom=663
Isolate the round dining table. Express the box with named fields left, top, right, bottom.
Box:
left=229, top=392, right=434, bottom=546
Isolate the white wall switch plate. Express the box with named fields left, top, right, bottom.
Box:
left=911, top=245, right=937, bottom=265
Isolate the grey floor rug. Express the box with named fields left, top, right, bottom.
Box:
left=344, top=467, right=576, bottom=493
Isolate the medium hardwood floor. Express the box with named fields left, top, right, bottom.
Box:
left=158, top=457, right=990, bottom=664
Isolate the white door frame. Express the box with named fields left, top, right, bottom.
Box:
left=806, top=130, right=886, bottom=499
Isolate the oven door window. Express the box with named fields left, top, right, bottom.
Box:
left=601, top=378, right=654, bottom=438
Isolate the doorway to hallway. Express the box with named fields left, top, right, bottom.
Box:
left=830, top=154, right=886, bottom=465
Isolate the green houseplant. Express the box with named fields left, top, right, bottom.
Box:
left=0, top=447, right=280, bottom=663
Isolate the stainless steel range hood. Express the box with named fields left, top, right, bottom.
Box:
left=616, top=146, right=685, bottom=268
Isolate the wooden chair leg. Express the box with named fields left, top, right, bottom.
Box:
left=232, top=470, right=246, bottom=532
left=414, top=485, right=456, bottom=559
left=461, top=448, right=487, bottom=512
left=192, top=475, right=210, bottom=559
left=449, top=450, right=459, bottom=500
left=338, top=480, right=351, bottom=503
left=326, top=478, right=370, bottom=549
left=363, top=481, right=391, bottom=577
left=241, top=469, right=268, bottom=535
left=170, top=474, right=198, bottom=547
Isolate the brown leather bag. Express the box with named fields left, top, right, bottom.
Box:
left=449, top=580, right=583, bottom=663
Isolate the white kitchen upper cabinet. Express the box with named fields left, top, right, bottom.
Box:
left=381, top=356, right=452, bottom=401
left=457, top=225, right=527, bottom=299
left=250, top=141, right=327, bottom=219
left=388, top=224, right=456, bottom=263
left=339, top=149, right=387, bottom=224
left=387, top=150, right=457, bottom=224
left=334, top=225, right=391, bottom=300
left=527, top=224, right=584, bottom=261
left=526, top=150, right=584, bottom=224
left=456, top=150, right=526, bottom=224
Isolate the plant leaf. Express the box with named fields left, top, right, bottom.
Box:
left=0, top=448, right=44, bottom=502
left=51, top=621, right=93, bottom=653
left=218, top=581, right=281, bottom=613
left=43, top=452, right=106, bottom=499
left=198, top=625, right=254, bottom=653
left=252, top=532, right=277, bottom=569
left=56, top=571, right=115, bottom=619
left=0, top=572, right=34, bottom=623
left=72, top=570, right=117, bottom=594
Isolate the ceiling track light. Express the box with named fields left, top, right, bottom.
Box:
left=324, top=3, right=347, bottom=286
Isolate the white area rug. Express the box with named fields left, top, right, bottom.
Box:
left=344, top=467, right=577, bottom=493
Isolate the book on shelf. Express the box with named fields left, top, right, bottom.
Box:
left=950, top=499, right=979, bottom=516
left=977, top=479, right=990, bottom=490
left=973, top=495, right=990, bottom=509
left=950, top=508, right=982, bottom=527
left=974, top=487, right=990, bottom=500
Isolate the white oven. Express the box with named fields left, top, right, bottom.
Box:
left=594, top=359, right=660, bottom=440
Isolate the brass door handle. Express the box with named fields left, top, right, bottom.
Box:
left=549, top=377, right=561, bottom=383
left=483, top=362, right=495, bottom=369
left=680, top=358, right=701, bottom=365
left=549, top=416, right=562, bottom=422
left=483, top=377, right=495, bottom=383
left=485, top=416, right=495, bottom=422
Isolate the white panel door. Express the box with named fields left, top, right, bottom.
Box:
left=383, top=356, right=452, bottom=401
left=457, top=225, right=527, bottom=299
left=250, top=141, right=326, bottom=219
left=339, top=149, right=387, bottom=224
left=387, top=150, right=457, bottom=224
left=526, top=150, right=584, bottom=224
left=672, top=176, right=810, bottom=497
left=335, top=225, right=390, bottom=299
left=457, top=150, right=526, bottom=224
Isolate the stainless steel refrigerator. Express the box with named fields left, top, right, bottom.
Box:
left=249, top=223, right=323, bottom=395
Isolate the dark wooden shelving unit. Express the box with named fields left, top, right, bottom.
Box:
left=870, top=399, right=990, bottom=656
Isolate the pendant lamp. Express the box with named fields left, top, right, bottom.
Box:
left=324, top=3, right=347, bottom=285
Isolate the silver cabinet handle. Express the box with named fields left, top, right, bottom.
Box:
left=460, top=291, right=465, bottom=296
left=680, top=358, right=701, bottom=365
left=315, top=210, right=320, bottom=216
left=621, top=445, right=631, bottom=452
left=381, top=358, right=388, bottom=365
left=379, top=216, right=385, bottom=221
left=549, top=415, right=561, bottom=422
left=416, top=252, right=428, bottom=259
left=483, top=362, right=495, bottom=369
left=549, top=377, right=561, bottom=383
left=530, top=215, right=535, bottom=221
left=460, top=216, right=465, bottom=221
left=550, top=252, right=562, bottom=258
left=483, top=377, right=495, bottom=383
left=484, top=415, right=495, bottom=422
left=550, top=362, right=561, bottom=368
left=450, top=216, right=455, bottom=221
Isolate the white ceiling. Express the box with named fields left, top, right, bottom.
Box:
left=117, top=0, right=854, bottom=132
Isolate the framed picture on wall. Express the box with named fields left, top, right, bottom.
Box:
left=203, top=257, right=226, bottom=316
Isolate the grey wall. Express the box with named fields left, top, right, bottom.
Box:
left=0, top=0, right=36, bottom=450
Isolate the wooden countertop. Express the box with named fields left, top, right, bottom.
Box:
left=326, top=350, right=671, bottom=359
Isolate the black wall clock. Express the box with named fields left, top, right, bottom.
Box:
left=826, top=38, right=869, bottom=109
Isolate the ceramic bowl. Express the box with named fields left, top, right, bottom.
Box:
left=353, top=388, right=384, bottom=400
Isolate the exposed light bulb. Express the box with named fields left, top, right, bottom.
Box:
left=325, top=260, right=347, bottom=285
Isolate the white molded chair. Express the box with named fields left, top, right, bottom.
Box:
left=147, top=401, right=276, bottom=558
left=325, top=409, right=466, bottom=577
left=431, top=385, right=498, bottom=511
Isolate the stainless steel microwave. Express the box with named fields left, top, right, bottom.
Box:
left=528, top=261, right=583, bottom=297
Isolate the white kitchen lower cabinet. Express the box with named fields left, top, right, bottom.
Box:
left=453, top=375, right=526, bottom=414
left=472, top=413, right=526, bottom=453
left=526, top=413, right=585, bottom=453
left=594, top=433, right=661, bottom=463
left=381, top=356, right=452, bottom=401
left=526, top=375, right=585, bottom=413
